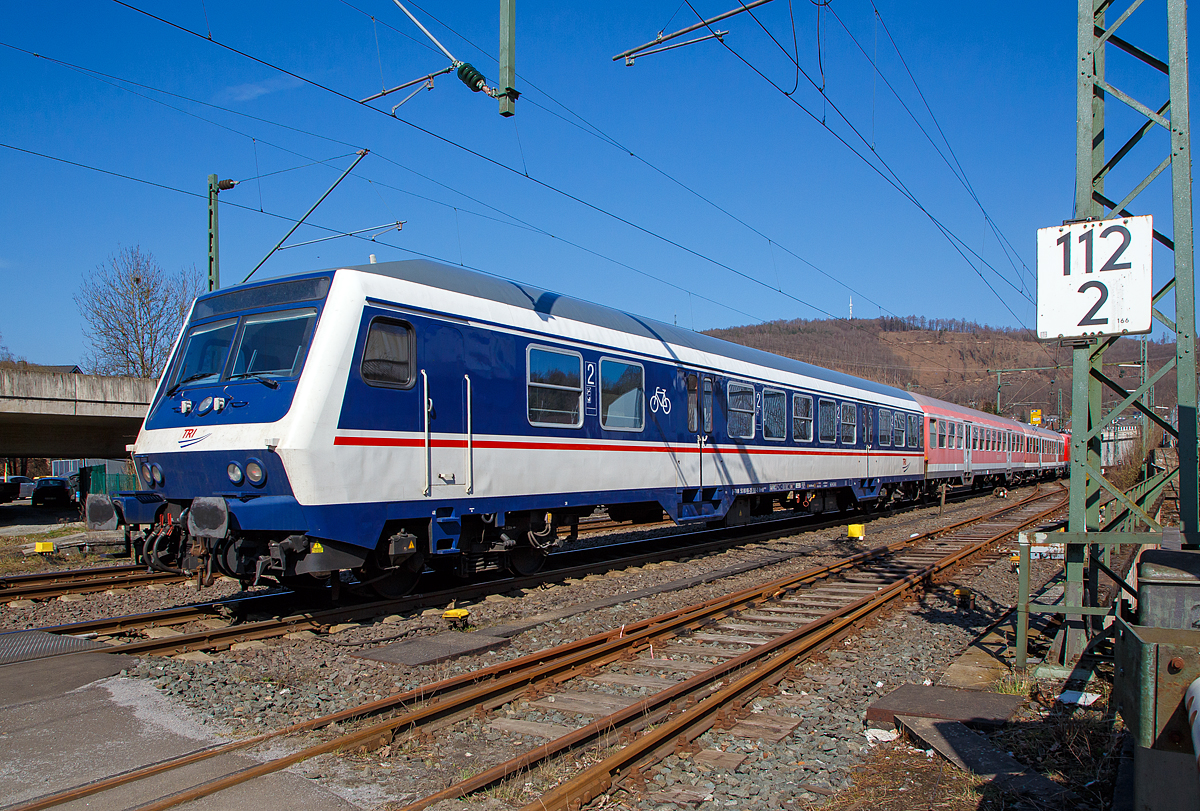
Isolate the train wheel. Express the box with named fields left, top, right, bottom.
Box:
left=365, top=553, right=424, bottom=600
left=508, top=546, right=547, bottom=576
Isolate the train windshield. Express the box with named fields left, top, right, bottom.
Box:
left=229, top=309, right=317, bottom=379
left=168, top=306, right=318, bottom=392
left=171, top=319, right=237, bottom=388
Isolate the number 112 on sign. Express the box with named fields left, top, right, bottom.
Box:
left=1036, top=215, right=1153, bottom=340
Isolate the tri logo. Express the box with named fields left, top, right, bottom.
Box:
left=179, top=427, right=211, bottom=448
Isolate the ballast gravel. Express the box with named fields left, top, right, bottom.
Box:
left=3, top=485, right=1059, bottom=810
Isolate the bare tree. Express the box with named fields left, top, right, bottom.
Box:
left=75, top=246, right=203, bottom=379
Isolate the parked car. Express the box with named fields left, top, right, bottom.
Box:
left=8, top=476, right=35, bottom=499
left=32, top=477, right=74, bottom=508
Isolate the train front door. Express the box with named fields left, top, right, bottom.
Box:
left=422, top=325, right=468, bottom=497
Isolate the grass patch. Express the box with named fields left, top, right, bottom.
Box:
left=993, top=669, right=1036, bottom=696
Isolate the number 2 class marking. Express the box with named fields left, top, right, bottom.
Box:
left=1056, top=224, right=1132, bottom=276
left=1077, top=280, right=1109, bottom=326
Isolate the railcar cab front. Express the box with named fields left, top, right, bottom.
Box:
left=89, top=274, right=334, bottom=586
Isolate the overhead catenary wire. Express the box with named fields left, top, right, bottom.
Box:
left=4, top=39, right=762, bottom=326
left=94, top=1, right=974, bottom=376
left=707, top=1, right=1034, bottom=308
left=343, top=0, right=1012, bottom=384
left=0, top=140, right=770, bottom=331
left=826, top=2, right=1034, bottom=292
left=677, top=1, right=1064, bottom=372
left=106, top=1, right=873, bottom=327
left=360, top=4, right=906, bottom=323
left=138, top=7, right=970, bottom=378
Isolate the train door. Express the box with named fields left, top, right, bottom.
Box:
left=1006, top=431, right=1013, bottom=472
left=422, top=325, right=467, bottom=497
left=964, top=423, right=973, bottom=479
left=865, top=406, right=876, bottom=481
left=700, top=375, right=716, bottom=485
left=681, top=372, right=716, bottom=488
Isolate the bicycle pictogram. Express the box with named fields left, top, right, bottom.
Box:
left=649, top=387, right=671, bottom=414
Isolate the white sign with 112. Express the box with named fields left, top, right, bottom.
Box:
left=1036, top=215, right=1153, bottom=340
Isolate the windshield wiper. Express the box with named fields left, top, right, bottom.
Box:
left=227, top=372, right=280, bottom=389
left=166, top=372, right=216, bottom=397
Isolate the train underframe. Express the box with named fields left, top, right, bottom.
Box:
left=91, top=465, right=1064, bottom=599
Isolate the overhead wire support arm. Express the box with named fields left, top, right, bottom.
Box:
left=622, top=31, right=729, bottom=66
left=278, top=221, right=404, bottom=250
left=360, top=66, right=454, bottom=105
left=242, top=150, right=369, bottom=283
left=612, top=0, right=775, bottom=62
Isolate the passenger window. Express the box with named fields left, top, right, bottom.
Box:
left=877, top=409, right=892, bottom=446
left=527, top=346, right=583, bottom=427
left=687, top=374, right=698, bottom=433
left=893, top=412, right=906, bottom=448
left=702, top=378, right=713, bottom=433
left=727, top=382, right=755, bottom=439
left=938, top=420, right=947, bottom=448
left=840, top=403, right=857, bottom=444
left=929, top=419, right=937, bottom=448
left=599, top=358, right=644, bottom=431
left=360, top=318, right=414, bottom=387
left=819, top=399, right=837, bottom=443
left=958, top=424, right=964, bottom=449
left=793, top=394, right=813, bottom=442
left=908, top=414, right=920, bottom=449
left=763, top=389, right=786, bottom=440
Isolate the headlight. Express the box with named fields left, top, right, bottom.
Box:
left=196, top=396, right=214, bottom=415
left=227, top=462, right=244, bottom=485
left=150, top=464, right=164, bottom=486
left=245, top=459, right=266, bottom=486
left=140, top=462, right=152, bottom=486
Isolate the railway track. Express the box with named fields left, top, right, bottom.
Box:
left=0, top=480, right=1009, bottom=610
left=8, top=485, right=1066, bottom=811
left=0, top=564, right=185, bottom=603
left=20, top=482, right=1031, bottom=654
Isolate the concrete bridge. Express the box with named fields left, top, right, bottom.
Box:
left=0, top=369, right=156, bottom=458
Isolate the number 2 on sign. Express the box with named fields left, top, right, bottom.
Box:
left=1055, top=224, right=1132, bottom=276
left=1077, top=280, right=1109, bottom=326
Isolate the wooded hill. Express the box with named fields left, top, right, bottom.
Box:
left=705, top=316, right=1179, bottom=425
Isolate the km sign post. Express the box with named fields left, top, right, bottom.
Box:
left=1036, top=215, right=1153, bottom=340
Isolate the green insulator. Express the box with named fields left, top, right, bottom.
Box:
left=457, top=62, right=486, bottom=92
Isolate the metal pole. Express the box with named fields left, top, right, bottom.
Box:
left=499, top=0, right=516, bottom=117
left=997, top=371, right=1002, bottom=413
left=1016, top=532, right=1032, bottom=670
left=208, top=174, right=219, bottom=292
left=243, top=150, right=368, bottom=284
left=1167, top=0, right=1198, bottom=546
left=207, top=175, right=236, bottom=292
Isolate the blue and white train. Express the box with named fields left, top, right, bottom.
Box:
left=86, top=259, right=1066, bottom=596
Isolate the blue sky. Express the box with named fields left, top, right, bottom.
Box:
left=0, top=1, right=1189, bottom=366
